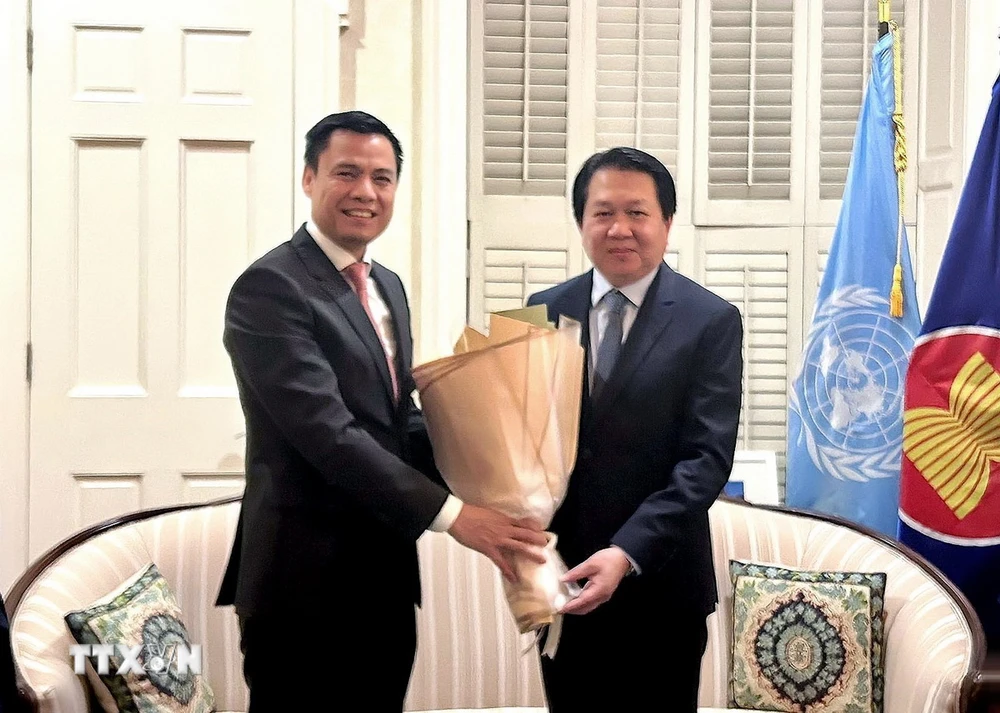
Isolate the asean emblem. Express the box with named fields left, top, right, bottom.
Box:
left=900, top=327, right=1000, bottom=540
left=790, top=287, right=919, bottom=481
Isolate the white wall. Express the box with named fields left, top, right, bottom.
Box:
left=964, top=0, right=1000, bottom=170
left=410, top=0, right=469, bottom=364
left=340, top=0, right=417, bottom=288
left=338, top=0, right=466, bottom=364
left=0, top=0, right=30, bottom=596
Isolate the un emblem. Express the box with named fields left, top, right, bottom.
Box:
left=790, top=287, right=918, bottom=482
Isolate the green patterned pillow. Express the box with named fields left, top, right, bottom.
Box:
left=728, top=560, right=887, bottom=713
left=64, top=562, right=216, bottom=713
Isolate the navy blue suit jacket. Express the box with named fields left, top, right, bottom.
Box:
left=527, top=263, right=743, bottom=614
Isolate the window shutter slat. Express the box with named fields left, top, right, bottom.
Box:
left=482, top=248, right=569, bottom=324
left=820, top=0, right=906, bottom=200
left=705, top=250, right=791, bottom=476
left=708, top=0, right=795, bottom=201
left=481, top=0, right=569, bottom=196
left=594, top=0, right=680, bottom=170
left=595, top=0, right=682, bottom=172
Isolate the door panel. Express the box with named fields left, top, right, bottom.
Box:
left=29, top=0, right=294, bottom=557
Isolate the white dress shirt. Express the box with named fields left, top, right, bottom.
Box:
left=306, top=221, right=462, bottom=532
left=587, top=266, right=660, bottom=574
left=589, top=267, right=658, bottom=391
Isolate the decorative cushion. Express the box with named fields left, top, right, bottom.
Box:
left=728, top=560, right=887, bottom=713
left=64, top=562, right=216, bottom=713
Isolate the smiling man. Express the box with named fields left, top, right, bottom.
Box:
left=527, top=147, right=744, bottom=711
left=216, top=110, right=545, bottom=712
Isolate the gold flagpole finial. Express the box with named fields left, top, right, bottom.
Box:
left=878, top=0, right=892, bottom=38
left=879, top=0, right=892, bottom=24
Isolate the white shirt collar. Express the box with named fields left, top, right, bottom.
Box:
left=591, top=265, right=659, bottom=309
left=305, top=220, right=372, bottom=273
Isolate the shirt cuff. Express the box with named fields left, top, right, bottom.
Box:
left=613, top=545, right=641, bottom=576
left=428, top=494, right=463, bottom=532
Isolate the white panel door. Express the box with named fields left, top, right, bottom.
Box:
left=29, top=0, right=294, bottom=558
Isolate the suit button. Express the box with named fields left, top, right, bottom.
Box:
left=579, top=448, right=592, bottom=461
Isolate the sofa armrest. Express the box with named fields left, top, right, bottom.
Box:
left=967, top=669, right=1000, bottom=713
left=12, top=656, right=90, bottom=713
left=14, top=667, right=39, bottom=713
left=882, top=593, right=978, bottom=712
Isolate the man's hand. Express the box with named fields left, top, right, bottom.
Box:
left=559, top=546, right=632, bottom=615
left=447, top=504, right=548, bottom=582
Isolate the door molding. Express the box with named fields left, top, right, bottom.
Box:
left=963, top=0, right=1000, bottom=173
left=413, top=0, right=468, bottom=363
left=293, top=0, right=349, bottom=229
left=915, top=0, right=968, bottom=309
left=0, top=0, right=30, bottom=596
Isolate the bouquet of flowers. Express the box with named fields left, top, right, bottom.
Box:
left=412, top=307, right=584, bottom=655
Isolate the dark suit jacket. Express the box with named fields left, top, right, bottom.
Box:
left=216, top=225, right=449, bottom=617
left=527, top=263, right=743, bottom=616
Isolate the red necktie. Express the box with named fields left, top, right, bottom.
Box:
left=342, top=262, right=399, bottom=401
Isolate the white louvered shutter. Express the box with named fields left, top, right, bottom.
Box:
left=482, top=0, right=569, bottom=196
left=469, top=0, right=582, bottom=330
left=808, top=0, right=917, bottom=224
left=818, top=1, right=881, bottom=200
left=594, top=0, right=682, bottom=174
left=694, top=0, right=803, bottom=225
left=709, top=0, right=794, bottom=200
left=702, top=235, right=803, bottom=482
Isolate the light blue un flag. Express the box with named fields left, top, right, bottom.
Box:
left=786, top=30, right=921, bottom=537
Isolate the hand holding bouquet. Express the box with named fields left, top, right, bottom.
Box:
left=412, top=308, right=584, bottom=653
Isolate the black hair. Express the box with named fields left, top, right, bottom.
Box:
left=303, top=110, right=404, bottom=176
left=571, top=147, right=676, bottom=225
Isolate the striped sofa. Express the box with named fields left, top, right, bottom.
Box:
left=6, top=496, right=993, bottom=712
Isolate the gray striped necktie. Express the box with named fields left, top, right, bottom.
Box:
left=592, top=289, right=628, bottom=400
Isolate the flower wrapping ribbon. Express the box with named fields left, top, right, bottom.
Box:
left=507, top=533, right=580, bottom=658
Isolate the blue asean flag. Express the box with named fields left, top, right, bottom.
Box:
left=786, top=31, right=921, bottom=537
left=899, top=75, right=1000, bottom=649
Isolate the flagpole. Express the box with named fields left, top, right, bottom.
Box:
left=877, top=0, right=908, bottom=317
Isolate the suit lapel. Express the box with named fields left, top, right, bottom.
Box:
left=549, top=271, right=595, bottom=412
left=291, top=228, right=395, bottom=404
left=590, top=263, right=678, bottom=426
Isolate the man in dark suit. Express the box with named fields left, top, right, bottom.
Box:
left=217, top=110, right=545, bottom=712
left=527, top=147, right=743, bottom=711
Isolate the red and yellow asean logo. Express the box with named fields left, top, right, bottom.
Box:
left=900, top=327, right=1000, bottom=540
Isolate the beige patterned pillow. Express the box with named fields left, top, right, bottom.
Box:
left=729, top=560, right=886, bottom=713
left=64, top=562, right=216, bottom=713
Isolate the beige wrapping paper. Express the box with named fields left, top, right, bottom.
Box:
left=412, top=309, right=584, bottom=655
